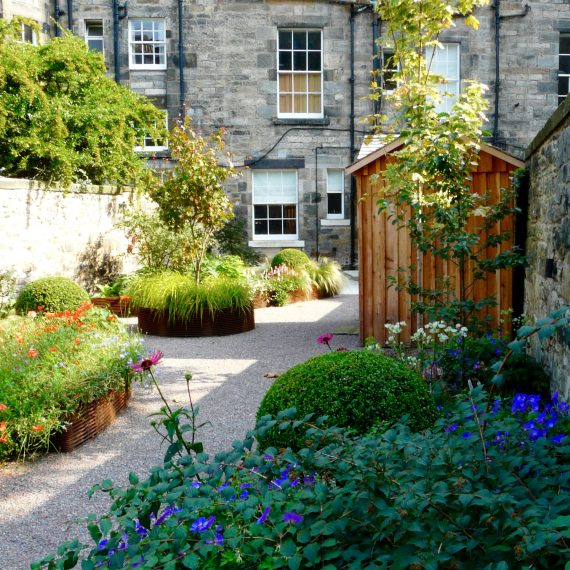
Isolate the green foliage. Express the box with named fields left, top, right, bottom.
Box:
left=370, top=0, right=525, bottom=325
left=254, top=264, right=313, bottom=307
left=0, top=22, right=164, bottom=186
left=307, top=258, right=344, bottom=297
left=15, top=277, right=90, bottom=314
left=0, top=268, right=17, bottom=318
left=147, top=119, right=237, bottom=283
left=34, top=388, right=570, bottom=569
left=257, top=350, right=437, bottom=449
left=0, top=304, right=141, bottom=460
left=213, top=218, right=261, bottom=265
left=270, top=248, right=312, bottom=271
left=202, top=255, right=247, bottom=280
left=119, top=210, right=196, bottom=273
left=95, top=275, right=132, bottom=298
left=126, top=271, right=252, bottom=321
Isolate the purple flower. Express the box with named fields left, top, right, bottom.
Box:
left=190, top=516, right=216, bottom=533
left=461, top=432, right=472, bottom=439
left=130, top=350, right=163, bottom=373
left=550, top=434, right=565, bottom=444
left=317, top=333, right=333, bottom=345
left=240, top=483, right=252, bottom=489
left=492, top=399, right=501, bottom=414
left=134, top=520, right=148, bottom=537
left=191, top=481, right=201, bottom=488
left=445, top=422, right=458, bottom=432
left=239, top=490, right=249, bottom=500
left=283, top=512, right=303, bottom=525
left=256, top=506, right=270, bottom=524
left=206, top=525, right=224, bottom=547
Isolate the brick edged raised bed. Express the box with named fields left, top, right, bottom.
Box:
left=137, top=305, right=255, bottom=337
left=53, top=385, right=131, bottom=452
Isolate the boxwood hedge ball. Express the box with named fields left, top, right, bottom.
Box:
left=257, top=350, right=438, bottom=450
left=15, top=277, right=90, bottom=314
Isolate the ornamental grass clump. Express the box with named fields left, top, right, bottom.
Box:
left=126, top=271, right=252, bottom=321
left=256, top=350, right=438, bottom=449
left=35, top=386, right=570, bottom=569
left=0, top=303, right=141, bottom=460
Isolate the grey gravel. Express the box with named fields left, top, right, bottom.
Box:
left=0, top=287, right=359, bottom=570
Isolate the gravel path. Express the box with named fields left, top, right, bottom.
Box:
left=0, top=288, right=359, bottom=570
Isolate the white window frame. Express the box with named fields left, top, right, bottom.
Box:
left=128, top=19, right=167, bottom=70
left=425, top=42, right=460, bottom=114
left=134, top=111, right=168, bottom=153
left=277, top=28, right=323, bottom=119
left=380, top=48, right=399, bottom=93
left=85, top=20, right=104, bottom=54
left=252, top=170, right=299, bottom=241
left=20, top=22, right=37, bottom=45
left=326, top=169, right=344, bottom=220
left=559, top=33, right=570, bottom=105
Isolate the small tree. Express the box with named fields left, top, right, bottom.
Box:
left=0, top=19, right=165, bottom=186
left=148, top=119, right=237, bottom=283
left=370, top=0, right=525, bottom=328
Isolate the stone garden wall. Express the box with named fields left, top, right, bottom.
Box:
left=525, top=96, right=570, bottom=399
left=0, top=178, right=141, bottom=293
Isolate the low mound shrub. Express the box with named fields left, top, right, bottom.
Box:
left=271, top=248, right=312, bottom=270
left=257, top=350, right=438, bottom=449
left=15, top=277, right=90, bottom=314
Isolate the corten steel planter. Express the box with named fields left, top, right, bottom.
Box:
left=90, top=296, right=133, bottom=317
left=53, top=385, right=131, bottom=452
left=137, top=305, right=255, bottom=337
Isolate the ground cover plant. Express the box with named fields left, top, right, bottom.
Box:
left=34, top=362, right=570, bottom=569
left=0, top=303, right=141, bottom=460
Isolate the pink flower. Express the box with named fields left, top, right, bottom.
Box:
left=131, top=350, right=164, bottom=372
left=317, top=333, right=334, bottom=345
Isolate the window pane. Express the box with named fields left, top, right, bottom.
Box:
left=87, top=24, right=103, bottom=36
left=328, top=193, right=342, bottom=215
left=279, top=94, right=293, bottom=114
left=88, top=39, right=104, bottom=52
left=308, top=74, right=320, bottom=93
left=269, top=220, right=283, bottom=234
left=294, top=94, right=307, bottom=113
left=283, top=219, right=297, bottom=234
left=254, top=204, right=267, bottom=218
left=268, top=205, right=282, bottom=218
left=308, top=94, right=321, bottom=113
left=327, top=170, right=343, bottom=192
left=308, top=31, right=321, bottom=50
left=560, top=34, right=570, bottom=54
left=254, top=220, right=268, bottom=235
left=293, top=31, right=306, bottom=50
left=308, top=51, right=321, bottom=71
left=560, top=55, right=570, bottom=74
left=559, top=76, right=569, bottom=97
left=279, top=74, right=292, bottom=91
left=293, top=51, right=307, bottom=71
left=294, top=74, right=307, bottom=92
left=279, top=30, right=292, bottom=50
left=283, top=204, right=296, bottom=218
left=279, top=51, right=292, bottom=71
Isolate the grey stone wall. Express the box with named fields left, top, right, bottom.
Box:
left=524, top=95, right=570, bottom=399
left=0, top=178, right=141, bottom=293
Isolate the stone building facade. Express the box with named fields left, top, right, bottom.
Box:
left=524, top=95, right=570, bottom=399
left=5, top=0, right=570, bottom=266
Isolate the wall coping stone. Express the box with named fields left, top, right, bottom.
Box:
left=526, top=94, right=570, bottom=159
left=0, top=177, right=133, bottom=196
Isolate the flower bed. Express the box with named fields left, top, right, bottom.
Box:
left=0, top=303, right=141, bottom=460
left=90, top=296, right=133, bottom=317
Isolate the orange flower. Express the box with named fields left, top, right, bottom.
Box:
left=74, top=338, right=81, bottom=345
left=0, top=421, right=6, bottom=431
left=48, top=346, right=58, bottom=353
left=15, top=333, right=24, bottom=344
left=106, top=315, right=116, bottom=322
left=0, top=434, right=8, bottom=444
left=0, top=403, right=7, bottom=412
left=31, top=425, right=44, bottom=432
left=28, top=348, right=38, bottom=358
left=37, top=305, right=44, bottom=312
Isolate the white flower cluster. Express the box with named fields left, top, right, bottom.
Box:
left=411, top=321, right=468, bottom=345
left=384, top=321, right=407, bottom=345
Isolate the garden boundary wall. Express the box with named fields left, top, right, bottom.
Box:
left=0, top=178, right=143, bottom=293
left=525, top=95, right=570, bottom=399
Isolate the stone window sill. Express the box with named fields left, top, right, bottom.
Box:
left=248, top=240, right=305, bottom=248
left=321, top=219, right=350, bottom=227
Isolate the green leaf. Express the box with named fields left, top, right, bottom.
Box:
left=281, top=538, right=297, bottom=558
left=128, top=472, right=139, bottom=485
left=287, top=555, right=302, bottom=570
left=507, top=340, right=526, bottom=353
left=182, top=554, right=201, bottom=569
left=537, top=324, right=556, bottom=340
left=491, top=374, right=503, bottom=386
left=303, top=543, right=321, bottom=564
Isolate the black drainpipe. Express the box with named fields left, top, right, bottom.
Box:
left=54, top=0, right=61, bottom=37
left=178, top=0, right=186, bottom=118
left=113, top=0, right=121, bottom=83
left=67, top=0, right=73, bottom=30
left=315, top=146, right=321, bottom=260
left=372, top=12, right=380, bottom=120
left=493, top=0, right=500, bottom=146
left=349, top=4, right=357, bottom=269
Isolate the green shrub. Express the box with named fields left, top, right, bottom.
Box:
left=0, top=268, right=17, bottom=318
left=257, top=350, right=437, bottom=449
left=15, top=277, right=90, bottom=314
left=213, top=218, right=261, bottom=265
left=271, top=248, right=312, bottom=270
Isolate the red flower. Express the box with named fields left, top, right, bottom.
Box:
left=131, top=350, right=164, bottom=372
left=0, top=403, right=7, bottom=412
left=31, top=425, right=44, bottom=432
left=0, top=434, right=8, bottom=444
left=28, top=348, right=38, bottom=358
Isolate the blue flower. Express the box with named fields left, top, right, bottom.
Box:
left=283, top=512, right=303, bottom=525
left=98, top=539, right=108, bottom=550
left=191, top=481, right=201, bottom=489
left=190, top=515, right=216, bottom=533
left=550, top=434, right=565, bottom=444
left=257, top=506, right=271, bottom=524
left=492, top=399, right=501, bottom=414
left=461, top=432, right=472, bottom=439
left=240, top=482, right=252, bottom=489
left=134, top=520, right=148, bottom=537
left=239, top=490, right=249, bottom=500
left=445, top=422, right=458, bottom=432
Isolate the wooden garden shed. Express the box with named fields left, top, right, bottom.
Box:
left=346, top=139, right=525, bottom=345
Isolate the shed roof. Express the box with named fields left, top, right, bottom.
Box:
left=346, top=136, right=525, bottom=175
